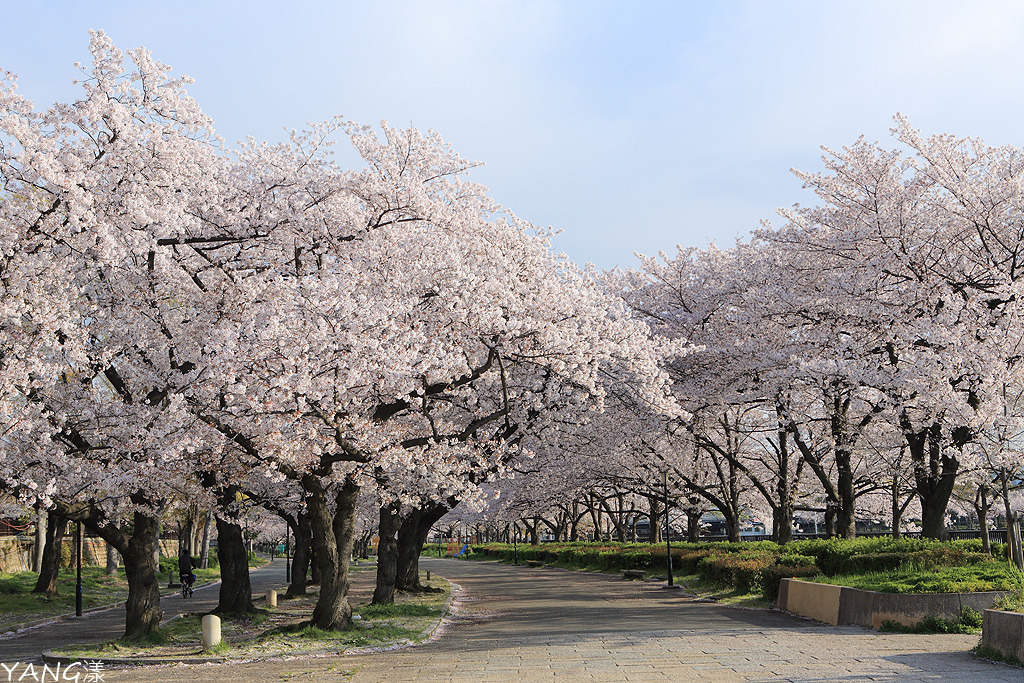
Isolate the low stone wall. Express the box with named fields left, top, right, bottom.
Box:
left=0, top=537, right=181, bottom=574
left=981, top=609, right=1024, bottom=663
left=779, top=578, right=1007, bottom=628
left=0, top=536, right=31, bottom=573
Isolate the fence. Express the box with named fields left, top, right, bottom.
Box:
left=633, top=529, right=1010, bottom=544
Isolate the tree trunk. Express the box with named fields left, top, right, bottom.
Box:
left=773, top=420, right=795, bottom=545
left=32, top=508, right=46, bottom=574
left=200, top=512, right=213, bottom=569
left=396, top=504, right=449, bottom=592
left=106, top=520, right=120, bottom=576
left=395, top=507, right=425, bottom=592
left=119, top=512, right=163, bottom=640
left=976, top=485, right=991, bottom=555
left=649, top=497, right=662, bottom=543
left=725, top=512, right=740, bottom=543
left=834, top=450, right=857, bottom=539
left=307, top=475, right=359, bottom=630
left=286, top=513, right=312, bottom=598
left=892, top=476, right=903, bottom=539
left=192, top=512, right=204, bottom=558
left=32, top=512, right=67, bottom=596
left=180, top=518, right=193, bottom=557
left=214, top=516, right=255, bottom=615
left=309, top=545, right=321, bottom=585
left=152, top=520, right=162, bottom=579
left=904, top=418, right=958, bottom=539
left=824, top=504, right=837, bottom=538
left=1001, top=468, right=1024, bottom=570
left=685, top=507, right=701, bottom=543
left=372, top=503, right=401, bottom=605
left=587, top=497, right=602, bottom=542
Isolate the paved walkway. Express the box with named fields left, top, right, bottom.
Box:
left=0, top=558, right=288, bottom=663
left=86, top=558, right=1020, bottom=682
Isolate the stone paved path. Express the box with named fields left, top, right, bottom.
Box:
left=87, top=558, right=1021, bottom=682
left=86, top=561, right=1015, bottom=683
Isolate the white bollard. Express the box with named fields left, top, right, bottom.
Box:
left=266, top=589, right=278, bottom=607
left=202, top=614, right=221, bottom=650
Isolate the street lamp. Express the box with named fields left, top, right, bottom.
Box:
left=285, top=525, right=291, bottom=584
left=662, top=470, right=673, bottom=587
left=513, top=523, right=518, bottom=565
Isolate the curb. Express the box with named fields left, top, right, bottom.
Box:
left=417, top=576, right=458, bottom=642
left=40, top=649, right=226, bottom=666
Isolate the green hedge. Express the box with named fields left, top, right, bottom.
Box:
left=468, top=537, right=1014, bottom=601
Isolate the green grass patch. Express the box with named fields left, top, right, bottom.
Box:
left=810, top=563, right=1024, bottom=594
left=879, top=607, right=983, bottom=634
left=357, top=602, right=440, bottom=618
left=279, top=622, right=420, bottom=647
left=0, top=567, right=133, bottom=625
left=974, top=644, right=1024, bottom=667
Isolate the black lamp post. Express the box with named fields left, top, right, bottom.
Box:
left=75, top=521, right=83, bottom=616
left=513, top=524, right=518, bottom=565
left=662, top=470, right=673, bottom=587
left=285, top=525, right=291, bottom=583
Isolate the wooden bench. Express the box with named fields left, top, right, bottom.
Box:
left=526, top=560, right=544, bottom=568
left=622, top=570, right=646, bottom=580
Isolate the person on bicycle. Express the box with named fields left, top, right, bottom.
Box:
left=178, top=550, right=196, bottom=588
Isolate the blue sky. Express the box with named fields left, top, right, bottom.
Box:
left=4, top=1, right=1024, bottom=268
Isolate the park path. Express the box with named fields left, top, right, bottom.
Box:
left=0, top=557, right=288, bottom=664
left=93, top=558, right=1020, bottom=683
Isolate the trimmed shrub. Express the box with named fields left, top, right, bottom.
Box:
left=777, top=553, right=815, bottom=568
left=760, top=565, right=820, bottom=602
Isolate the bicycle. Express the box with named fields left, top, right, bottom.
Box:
left=180, top=573, right=195, bottom=598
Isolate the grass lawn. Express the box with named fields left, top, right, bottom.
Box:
left=53, top=565, right=451, bottom=661
left=0, top=554, right=268, bottom=629
left=808, top=564, right=1024, bottom=594
left=0, top=567, right=131, bottom=628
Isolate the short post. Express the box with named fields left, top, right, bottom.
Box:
left=202, top=614, right=221, bottom=650
left=426, top=570, right=430, bottom=582
left=266, top=589, right=277, bottom=607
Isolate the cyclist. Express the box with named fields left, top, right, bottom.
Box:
left=178, top=551, right=196, bottom=596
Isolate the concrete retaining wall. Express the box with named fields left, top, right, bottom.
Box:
left=981, top=610, right=1024, bottom=663
left=779, top=578, right=1007, bottom=629
left=778, top=579, right=843, bottom=624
